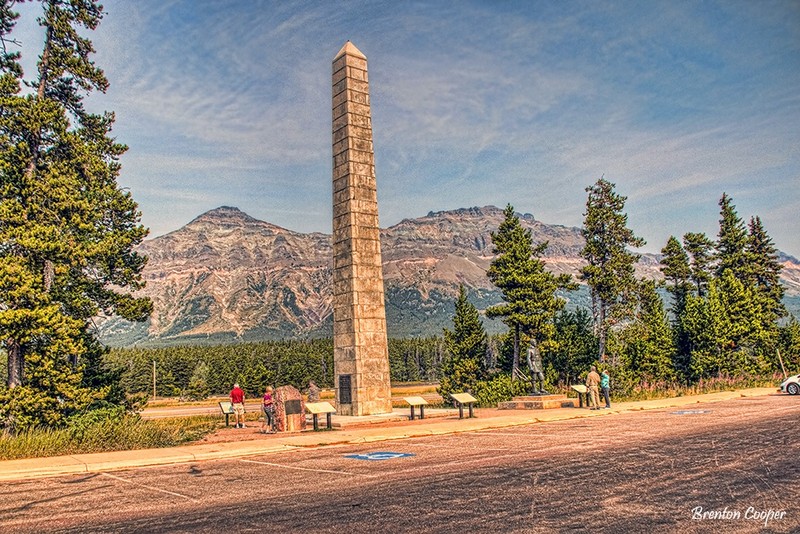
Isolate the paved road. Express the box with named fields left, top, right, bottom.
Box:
left=141, top=401, right=263, bottom=419
left=2, top=395, right=798, bottom=533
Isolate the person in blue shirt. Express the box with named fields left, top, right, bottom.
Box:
left=600, top=370, right=611, bottom=409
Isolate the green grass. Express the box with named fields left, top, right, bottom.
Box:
left=607, top=374, right=782, bottom=402
left=0, top=414, right=220, bottom=461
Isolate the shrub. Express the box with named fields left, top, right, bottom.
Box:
left=472, top=373, right=528, bottom=407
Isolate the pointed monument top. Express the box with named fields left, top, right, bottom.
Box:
left=334, top=40, right=367, bottom=61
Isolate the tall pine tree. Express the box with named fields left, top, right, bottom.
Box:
left=660, top=236, right=692, bottom=315
left=438, top=286, right=488, bottom=400
left=659, top=235, right=693, bottom=374
left=746, top=215, right=785, bottom=322
left=487, top=205, right=576, bottom=379
left=716, top=193, right=749, bottom=281
left=0, top=1, right=151, bottom=430
left=580, top=178, right=645, bottom=361
left=682, top=232, right=715, bottom=297
left=617, top=280, right=676, bottom=383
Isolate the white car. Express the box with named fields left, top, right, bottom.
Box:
left=780, top=373, right=800, bottom=395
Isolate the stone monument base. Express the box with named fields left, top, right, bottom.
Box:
left=498, top=394, right=576, bottom=410
left=275, top=385, right=307, bottom=432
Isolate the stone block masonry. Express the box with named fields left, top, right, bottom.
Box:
left=331, top=41, right=392, bottom=416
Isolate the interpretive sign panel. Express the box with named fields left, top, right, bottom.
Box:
left=450, top=392, right=477, bottom=404
left=404, top=396, right=428, bottom=406
left=305, top=402, right=336, bottom=415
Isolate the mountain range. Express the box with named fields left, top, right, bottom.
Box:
left=99, top=206, right=800, bottom=346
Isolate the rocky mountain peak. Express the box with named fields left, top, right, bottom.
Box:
left=187, top=206, right=265, bottom=228
left=423, top=205, right=535, bottom=222
left=100, top=206, right=800, bottom=346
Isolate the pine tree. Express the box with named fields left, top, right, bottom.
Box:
left=0, top=2, right=151, bottom=429
left=716, top=193, right=749, bottom=281
left=746, top=216, right=785, bottom=322
left=681, top=291, right=719, bottom=379
left=544, top=309, right=598, bottom=387
left=683, top=271, right=771, bottom=378
left=659, top=236, right=693, bottom=375
left=580, top=178, right=645, bottom=361
left=618, top=280, right=676, bottom=382
left=487, top=205, right=576, bottom=379
left=778, top=319, right=800, bottom=370
left=186, top=361, right=211, bottom=401
left=660, top=236, right=692, bottom=315
left=682, top=232, right=715, bottom=297
left=438, top=286, right=487, bottom=400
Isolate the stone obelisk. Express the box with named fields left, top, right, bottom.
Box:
left=331, top=42, right=392, bottom=416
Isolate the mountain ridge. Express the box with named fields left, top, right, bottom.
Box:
left=99, top=205, right=800, bottom=346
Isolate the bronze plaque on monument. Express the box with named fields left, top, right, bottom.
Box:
left=339, top=374, right=352, bottom=405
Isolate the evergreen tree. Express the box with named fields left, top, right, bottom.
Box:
left=580, top=178, right=645, bottom=360
left=680, top=291, right=719, bottom=379
left=543, top=309, right=598, bottom=387
left=683, top=271, right=771, bottom=378
left=438, top=286, right=487, bottom=400
left=617, top=280, right=676, bottom=382
left=660, top=236, right=692, bottom=315
left=746, top=216, right=785, bottom=322
left=716, top=193, right=749, bottom=281
left=682, top=232, right=715, bottom=297
left=659, top=237, right=693, bottom=376
left=186, top=361, right=211, bottom=401
left=778, top=319, right=800, bottom=371
left=0, top=2, right=151, bottom=429
left=486, top=205, right=576, bottom=379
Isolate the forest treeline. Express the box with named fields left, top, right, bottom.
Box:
left=107, top=338, right=447, bottom=399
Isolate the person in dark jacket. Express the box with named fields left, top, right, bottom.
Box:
left=585, top=366, right=601, bottom=410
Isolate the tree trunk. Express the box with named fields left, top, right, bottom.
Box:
left=512, top=324, right=520, bottom=380
left=6, top=338, right=23, bottom=388
left=598, top=302, right=607, bottom=361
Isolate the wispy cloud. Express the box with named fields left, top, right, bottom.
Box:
left=14, top=0, right=795, bottom=253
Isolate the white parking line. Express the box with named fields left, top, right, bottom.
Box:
left=101, top=472, right=199, bottom=503
left=386, top=452, right=523, bottom=477
left=472, top=431, right=531, bottom=436
left=240, top=459, right=369, bottom=476
left=403, top=442, right=513, bottom=451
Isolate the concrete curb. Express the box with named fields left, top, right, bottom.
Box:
left=0, top=387, right=779, bottom=481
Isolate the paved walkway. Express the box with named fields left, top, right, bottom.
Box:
left=0, top=388, right=778, bottom=481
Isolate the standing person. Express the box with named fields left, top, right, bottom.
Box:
left=307, top=380, right=321, bottom=403
left=261, top=386, right=276, bottom=434
left=585, top=366, right=601, bottom=410
left=600, top=370, right=611, bottom=409
left=230, top=383, right=246, bottom=428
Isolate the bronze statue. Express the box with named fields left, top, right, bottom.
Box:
left=526, top=340, right=548, bottom=395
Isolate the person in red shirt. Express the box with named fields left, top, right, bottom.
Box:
left=230, top=383, right=245, bottom=428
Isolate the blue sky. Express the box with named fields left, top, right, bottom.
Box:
left=12, top=1, right=800, bottom=255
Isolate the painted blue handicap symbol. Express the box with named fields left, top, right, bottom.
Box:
left=345, top=451, right=415, bottom=461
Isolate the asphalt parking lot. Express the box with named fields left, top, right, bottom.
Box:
left=1, top=394, right=797, bottom=533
